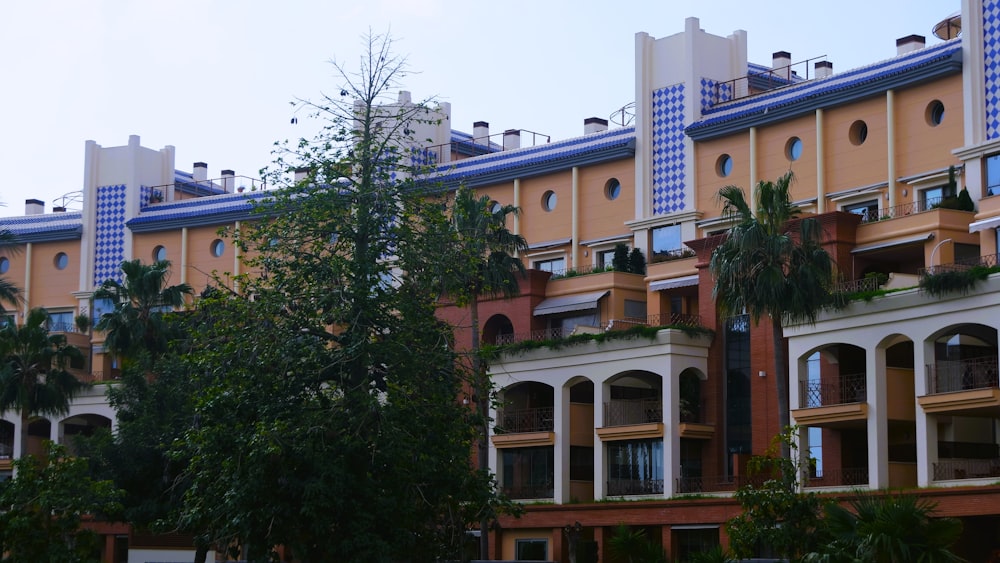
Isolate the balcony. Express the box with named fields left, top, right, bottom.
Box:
left=919, top=357, right=1000, bottom=416
left=606, top=478, right=663, bottom=496
left=503, top=483, right=554, bottom=500
left=805, top=467, right=870, bottom=488
left=675, top=474, right=764, bottom=494
left=792, top=373, right=869, bottom=427
left=606, top=312, right=702, bottom=332
left=679, top=399, right=714, bottom=440
left=496, top=407, right=554, bottom=434
left=933, top=458, right=1000, bottom=480
left=603, top=398, right=662, bottom=427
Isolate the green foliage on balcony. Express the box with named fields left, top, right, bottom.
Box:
left=919, top=264, right=999, bottom=298
left=483, top=323, right=713, bottom=360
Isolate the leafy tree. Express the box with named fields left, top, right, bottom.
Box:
left=803, top=492, right=965, bottom=563
left=710, top=172, right=837, bottom=454
left=612, top=243, right=630, bottom=272
left=172, top=31, right=503, bottom=562
left=606, top=523, right=667, bottom=563
left=441, top=184, right=528, bottom=558
left=0, top=442, right=123, bottom=563
left=0, top=307, right=85, bottom=458
left=628, top=247, right=646, bottom=275
left=726, top=431, right=829, bottom=561
left=93, top=259, right=193, bottom=364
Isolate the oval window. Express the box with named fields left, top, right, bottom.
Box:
left=786, top=137, right=803, bottom=161
left=54, top=252, right=69, bottom=270
left=0, top=257, right=8, bottom=275
left=153, top=245, right=167, bottom=262
left=716, top=154, right=733, bottom=177
left=210, top=239, right=225, bottom=258
left=926, top=100, right=945, bottom=126
left=542, top=190, right=558, bottom=212
left=489, top=201, right=503, bottom=214
left=605, top=179, right=622, bottom=200
left=849, top=120, right=868, bottom=146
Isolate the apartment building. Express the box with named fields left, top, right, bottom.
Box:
left=2, top=1, right=1000, bottom=561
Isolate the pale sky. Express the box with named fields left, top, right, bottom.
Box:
left=0, top=0, right=957, bottom=217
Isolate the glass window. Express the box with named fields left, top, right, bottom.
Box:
left=0, top=257, right=8, bottom=275
left=843, top=200, right=879, bottom=223
left=716, top=154, right=733, bottom=177
left=502, top=447, right=554, bottom=499
left=927, top=100, right=945, bottom=126
left=725, top=314, right=751, bottom=473
left=607, top=439, right=664, bottom=495
left=153, top=245, right=167, bottom=262
left=533, top=257, right=565, bottom=274
left=597, top=248, right=617, bottom=269
left=987, top=154, right=1000, bottom=197
left=92, top=297, right=115, bottom=326
left=651, top=224, right=682, bottom=261
left=921, top=183, right=956, bottom=209
left=46, top=311, right=74, bottom=333
left=489, top=201, right=502, bottom=214
left=786, top=137, right=803, bottom=161
left=515, top=539, right=548, bottom=561
left=542, top=190, right=558, bottom=211
left=569, top=445, right=594, bottom=481
left=624, top=299, right=647, bottom=320
left=605, top=178, right=622, bottom=200
left=210, top=239, right=225, bottom=257
left=849, top=120, right=868, bottom=145
left=54, top=252, right=69, bottom=270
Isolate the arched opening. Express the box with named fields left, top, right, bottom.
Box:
left=26, top=418, right=51, bottom=458
left=483, top=314, right=515, bottom=346
left=496, top=382, right=555, bottom=500
left=61, top=414, right=113, bottom=456
left=567, top=378, right=595, bottom=502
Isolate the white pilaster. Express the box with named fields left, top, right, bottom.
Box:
left=914, top=338, right=937, bottom=486
left=592, top=378, right=606, bottom=500
left=867, top=345, right=889, bottom=488
left=553, top=384, right=570, bottom=504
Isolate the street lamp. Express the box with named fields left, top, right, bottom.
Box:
left=929, top=238, right=953, bottom=273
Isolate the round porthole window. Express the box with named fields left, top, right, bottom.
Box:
left=0, top=257, right=8, bottom=275
left=54, top=252, right=69, bottom=270
left=605, top=179, right=622, bottom=200
left=849, top=120, right=868, bottom=146
left=210, top=239, right=225, bottom=257
left=542, top=190, right=558, bottom=212
left=716, top=154, right=733, bottom=177
left=153, top=245, right=167, bottom=262
left=785, top=137, right=803, bottom=161
left=926, top=100, right=945, bottom=126
left=490, top=201, right=503, bottom=214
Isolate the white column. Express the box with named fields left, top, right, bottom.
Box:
left=571, top=167, right=579, bottom=270
left=50, top=417, right=60, bottom=443
left=592, top=379, right=606, bottom=500
left=867, top=346, right=889, bottom=488
left=749, top=127, right=758, bottom=203
left=22, top=242, right=32, bottom=318
left=180, top=227, right=189, bottom=286
left=663, top=367, right=679, bottom=497
left=553, top=383, right=570, bottom=504
left=886, top=90, right=897, bottom=211
left=815, top=109, right=825, bottom=213
left=914, top=338, right=936, bottom=486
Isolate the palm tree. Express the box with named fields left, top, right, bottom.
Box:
left=94, top=259, right=193, bottom=364
left=804, top=492, right=965, bottom=562
left=0, top=229, right=23, bottom=311
left=710, top=172, right=837, bottom=455
left=443, top=185, right=528, bottom=558
left=0, top=308, right=85, bottom=459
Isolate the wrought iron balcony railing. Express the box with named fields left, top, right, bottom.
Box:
left=495, top=406, right=554, bottom=434
left=800, top=372, right=866, bottom=407
left=603, top=398, right=662, bottom=427
left=933, top=458, right=1000, bottom=480
left=607, top=478, right=663, bottom=496
left=926, top=356, right=999, bottom=394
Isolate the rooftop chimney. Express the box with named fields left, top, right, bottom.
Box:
left=473, top=121, right=490, bottom=145
left=773, top=51, right=791, bottom=80
left=221, top=169, right=235, bottom=193
left=25, top=199, right=44, bottom=215
left=584, top=117, right=608, bottom=135
left=814, top=60, right=834, bottom=79
left=897, top=34, right=925, bottom=55
left=294, top=166, right=310, bottom=184
left=53, top=206, right=66, bottom=213
left=193, top=162, right=208, bottom=182
left=503, top=129, right=520, bottom=151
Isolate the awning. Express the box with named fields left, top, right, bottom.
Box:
left=533, top=290, right=609, bottom=316
left=649, top=274, right=699, bottom=292
left=528, top=237, right=571, bottom=250
left=969, top=215, right=1000, bottom=233
left=851, top=233, right=934, bottom=254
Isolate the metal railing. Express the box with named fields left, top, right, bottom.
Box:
left=805, top=467, right=869, bottom=487
left=493, top=327, right=569, bottom=346
left=920, top=253, right=1000, bottom=276
left=495, top=406, right=554, bottom=434
left=706, top=56, right=826, bottom=107
left=832, top=276, right=879, bottom=294
left=933, top=458, right=1000, bottom=480
left=857, top=194, right=964, bottom=224
left=607, top=478, right=664, bottom=496
left=502, top=483, right=554, bottom=500
left=603, top=399, right=662, bottom=427
left=606, top=312, right=702, bottom=332
left=148, top=174, right=267, bottom=205
left=675, top=474, right=766, bottom=494
left=679, top=399, right=707, bottom=424
left=800, top=372, right=867, bottom=407
left=926, top=356, right=999, bottom=394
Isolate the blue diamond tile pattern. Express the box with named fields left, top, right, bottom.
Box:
left=700, top=78, right=732, bottom=113
left=93, top=184, right=127, bottom=286
left=652, top=84, right=687, bottom=215
left=985, top=0, right=1000, bottom=139
left=139, top=185, right=151, bottom=210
